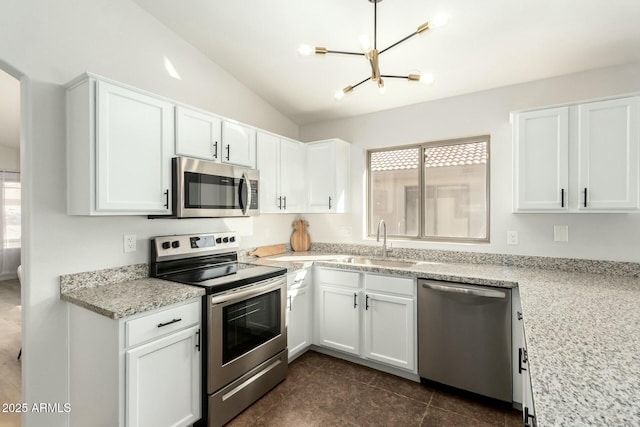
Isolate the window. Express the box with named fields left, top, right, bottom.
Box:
left=1, top=171, right=21, bottom=249
left=368, top=136, right=489, bottom=242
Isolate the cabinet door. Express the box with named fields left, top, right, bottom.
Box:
left=222, top=121, right=256, bottom=168
left=175, top=106, right=222, bottom=161
left=307, top=141, right=336, bottom=212
left=96, top=81, right=173, bottom=213
left=287, top=286, right=311, bottom=358
left=126, top=325, right=201, bottom=427
left=363, top=292, right=414, bottom=370
left=257, top=132, right=281, bottom=213
left=317, top=285, right=360, bottom=355
left=514, top=108, right=569, bottom=211
left=578, top=97, right=639, bottom=210
left=280, top=139, right=306, bottom=212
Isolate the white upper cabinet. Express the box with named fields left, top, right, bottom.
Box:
left=256, top=131, right=305, bottom=213
left=222, top=121, right=256, bottom=168
left=513, top=107, right=569, bottom=211
left=578, top=97, right=639, bottom=210
left=67, top=76, right=174, bottom=215
left=175, top=106, right=222, bottom=161
left=279, top=138, right=306, bottom=211
left=513, top=94, right=640, bottom=212
left=306, top=139, right=350, bottom=213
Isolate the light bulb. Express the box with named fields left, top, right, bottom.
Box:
left=334, top=86, right=353, bottom=101
left=431, top=13, right=449, bottom=29
left=378, top=78, right=385, bottom=94
left=359, top=34, right=371, bottom=53
left=298, top=44, right=314, bottom=56
left=420, top=73, right=434, bottom=84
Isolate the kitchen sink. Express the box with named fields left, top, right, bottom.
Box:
left=339, top=256, right=417, bottom=268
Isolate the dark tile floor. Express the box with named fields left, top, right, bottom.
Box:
left=228, top=350, right=523, bottom=427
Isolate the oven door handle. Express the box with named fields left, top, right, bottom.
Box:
left=210, top=277, right=284, bottom=305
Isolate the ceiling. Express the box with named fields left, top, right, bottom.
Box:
left=137, top=1, right=640, bottom=124
left=0, top=69, right=20, bottom=149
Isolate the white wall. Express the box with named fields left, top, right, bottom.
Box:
left=300, top=61, right=640, bottom=263
left=0, top=144, right=19, bottom=171
left=0, top=1, right=299, bottom=425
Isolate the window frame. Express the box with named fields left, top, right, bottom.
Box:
left=366, top=135, right=490, bottom=244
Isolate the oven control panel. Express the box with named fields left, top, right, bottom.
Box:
left=153, top=232, right=239, bottom=257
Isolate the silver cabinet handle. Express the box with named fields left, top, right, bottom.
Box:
left=421, top=282, right=506, bottom=299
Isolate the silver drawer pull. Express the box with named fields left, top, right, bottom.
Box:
left=157, top=318, right=182, bottom=328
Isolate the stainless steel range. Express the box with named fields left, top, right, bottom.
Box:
left=151, top=232, right=288, bottom=427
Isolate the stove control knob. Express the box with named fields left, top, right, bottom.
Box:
left=215, top=237, right=222, bottom=244
left=171, top=241, right=180, bottom=248
left=161, top=241, right=171, bottom=250
left=229, top=236, right=236, bottom=243
left=223, top=237, right=229, bottom=243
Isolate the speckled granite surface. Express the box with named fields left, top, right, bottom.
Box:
left=307, top=243, right=640, bottom=277
left=256, top=251, right=640, bottom=427
left=60, top=267, right=205, bottom=319
left=60, top=263, right=149, bottom=293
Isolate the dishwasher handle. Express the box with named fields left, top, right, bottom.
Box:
left=421, top=281, right=506, bottom=299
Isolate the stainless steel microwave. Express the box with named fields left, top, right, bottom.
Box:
left=154, top=157, right=259, bottom=218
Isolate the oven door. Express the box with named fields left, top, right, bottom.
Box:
left=174, top=157, right=259, bottom=218
left=208, top=276, right=287, bottom=393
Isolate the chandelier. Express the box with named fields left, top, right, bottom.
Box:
left=298, top=0, right=448, bottom=100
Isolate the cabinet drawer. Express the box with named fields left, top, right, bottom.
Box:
left=126, top=300, right=200, bottom=348
left=316, top=268, right=360, bottom=288
left=365, top=274, right=414, bottom=296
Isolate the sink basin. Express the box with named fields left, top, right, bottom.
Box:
left=339, top=256, right=417, bottom=268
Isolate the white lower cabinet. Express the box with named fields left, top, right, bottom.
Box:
left=316, top=284, right=361, bottom=355
left=69, top=298, right=202, bottom=427
left=363, top=291, right=414, bottom=370
left=126, top=325, right=201, bottom=427
left=513, top=287, right=536, bottom=425
left=314, top=267, right=416, bottom=372
left=287, top=269, right=312, bottom=360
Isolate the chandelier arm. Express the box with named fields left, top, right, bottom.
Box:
left=326, top=50, right=366, bottom=56
left=351, top=76, right=371, bottom=90
left=380, top=74, right=410, bottom=79
left=378, top=32, right=418, bottom=55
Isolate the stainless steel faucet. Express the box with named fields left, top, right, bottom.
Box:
left=376, top=219, right=391, bottom=258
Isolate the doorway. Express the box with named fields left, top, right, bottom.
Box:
left=0, top=66, right=22, bottom=427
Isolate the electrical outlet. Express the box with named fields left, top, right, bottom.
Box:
left=124, top=234, right=137, bottom=253
left=554, top=225, right=569, bottom=242
left=507, top=231, right=519, bottom=245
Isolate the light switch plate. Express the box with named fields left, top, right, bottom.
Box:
left=554, top=225, right=569, bottom=242
left=507, top=231, right=519, bottom=245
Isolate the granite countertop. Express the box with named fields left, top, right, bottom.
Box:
left=60, top=267, right=205, bottom=319
left=256, top=251, right=640, bottom=427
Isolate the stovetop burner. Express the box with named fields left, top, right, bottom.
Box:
left=150, top=232, right=286, bottom=295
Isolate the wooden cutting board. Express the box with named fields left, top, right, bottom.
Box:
left=248, top=244, right=286, bottom=257
left=290, top=219, right=311, bottom=252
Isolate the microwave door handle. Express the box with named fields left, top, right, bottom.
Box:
left=241, top=172, right=251, bottom=215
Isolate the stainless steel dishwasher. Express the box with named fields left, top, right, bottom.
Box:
left=418, top=279, right=512, bottom=402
